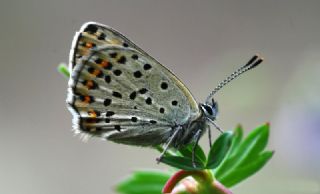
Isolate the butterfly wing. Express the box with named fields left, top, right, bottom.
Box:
left=67, top=22, right=200, bottom=146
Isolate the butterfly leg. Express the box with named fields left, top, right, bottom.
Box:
left=208, top=125, right=212, bottom=148
left=192, top=129, right=202, bottom=168
left=156, top=126, right=182, bottom=163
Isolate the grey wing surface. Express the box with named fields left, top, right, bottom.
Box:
left=67, top=22, right=200, bottom=146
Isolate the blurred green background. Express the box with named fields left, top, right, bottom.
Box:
left=0, top=0, right=319, bottom=193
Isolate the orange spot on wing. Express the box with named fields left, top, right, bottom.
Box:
left=83, top=96, right=91, bottom=103
left=93, top=69, right=102, bottom=76
left=100, top=60, right=109, bottom=68
left=86, top=42, right=93, bottom=48
left=86, top=80, right=94, bottom=88
left=87, top=110, right=97, bottom=123
left=88, top=110, right=97, bottom=118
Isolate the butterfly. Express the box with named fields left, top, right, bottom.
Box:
left=67, top=22, right=263, bottom=166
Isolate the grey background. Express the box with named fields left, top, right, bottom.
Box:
left=0, top=0, right=320, bottom=193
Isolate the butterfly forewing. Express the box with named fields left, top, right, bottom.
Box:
left=67, top=22, right=200, bottom=146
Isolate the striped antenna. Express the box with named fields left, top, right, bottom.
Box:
left=205, top=55, right=263, bottom=104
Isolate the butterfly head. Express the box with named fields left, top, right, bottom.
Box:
left=200, top=99, right=218, bottom=121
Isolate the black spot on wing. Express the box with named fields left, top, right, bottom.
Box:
left=144, top=63, right=152, bottom=70
left=95, top=58, right=102, bottom=64
left=129, top=91, right=137, bottom=100
left=149, top=120, right=157, bottom=124
left=84, top=24, right=98, bottom=34
left=98, top=33, right=106, bottom=40
left=131, top=117, right=138, bottom=122
left=133, top=71, right=142, bottom=78
left=112, top=91, right=122, bottom=99
left=161, top=82, right=168, bottom=90
left=117, top=56, right=127, bottom=64
left=172, top=100, right=178, bottom=106
left=106, top=111, right=115, bottom=117
left=104, top=99, right=112, bottom=106
left=131, top=54, right=138, bottom=60
left=105, top=75, right=111, bottom=83
left=139, top=88, right=148, bottom=94
left=114, top=125, right=121, bottom=131
left=113, top=69, right=122, bottom=76
left=145, top=97, right=152, bottom=105
left=109, top=52, right=118, bottom=58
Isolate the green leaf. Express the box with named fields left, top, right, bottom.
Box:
left=214, top=123, right=273, bottom=187
left=213, top=126, right=243, bottom=177
left=206, top=131, right=233, bottom=169
left=178, top=144, right=207, bottom=163
left=155, top=146, right=178, bottom=157
left=57, top=63, right=70, bottom=78
left=235, top=123, right=269, bottom=165
left=160, top=156, right=205, bottom=170
left=228, top=125, right=243, bottom=156
left=221, top=151, right=274, bottom=187
left=117, top=124, right=273, bottom=193
left=116, top=170, right=171, bottom=194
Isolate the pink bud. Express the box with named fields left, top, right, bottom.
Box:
left=163, top=170, right=233, bottom=194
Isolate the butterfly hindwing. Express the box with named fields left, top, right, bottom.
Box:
left=67, top=22, right=200, bottom=146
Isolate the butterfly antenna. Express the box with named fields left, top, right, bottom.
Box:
left=205, top=54, right=263, bottom=103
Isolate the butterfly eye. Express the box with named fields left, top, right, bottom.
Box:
left=203, top=105, right=213, bottom=115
